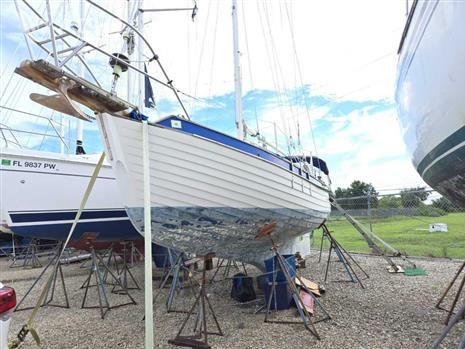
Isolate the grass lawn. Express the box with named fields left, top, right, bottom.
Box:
left=313, top=213, right=465, bottom=259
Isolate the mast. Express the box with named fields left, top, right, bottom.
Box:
left=232, top=0, right=244, bottom=141
left=137, top=3, right=144, bottom=114
left=127, top=0, right=132, bottom=103
left=76, top=0, right=85, bottom=154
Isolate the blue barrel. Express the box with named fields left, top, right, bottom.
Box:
left=152, top=244, right=179, bottom=267
left=264, top=281, right=293, bottom=310
left=264, top=254, right=296, bottom=282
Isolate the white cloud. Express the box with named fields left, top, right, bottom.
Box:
left=318, top=106, right=427, bottom=190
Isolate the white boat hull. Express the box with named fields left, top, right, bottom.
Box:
left=98, top=114, right=330, bottom=264
left=0, top=148, right=141, bottom=241
left=395, top=0, right=465, bottom=206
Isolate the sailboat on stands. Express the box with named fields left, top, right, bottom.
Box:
left=0, top=147, right=142, bottom=242
left=13, top=0, right=331, bottom=266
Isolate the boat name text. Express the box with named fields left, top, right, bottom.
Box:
left=1, top=159, right=57, bottom=170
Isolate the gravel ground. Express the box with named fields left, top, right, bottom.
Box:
left=2, top=252, right=464, bottom=349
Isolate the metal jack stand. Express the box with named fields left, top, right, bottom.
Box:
left=155, top=253, right=198, bottom=313
left=320, top=224, right=369, bottom=288
left=81, top=245, right=136, bottom=319
left=79, top=245, right=117, bottom=288
left=210, top=258, right=247, bottom=283
left=168, top=253, right=223, bottom=349
left=431, top=301, right=465, bottom=349
left=435, top=260, right=465, bottom=325
left=112, top=242, right=140, bottom=294
left=15, top=245, right=70, bottom=312
left=257, top=222, right=330, bottom=340
left=129, top=241, right=143, bottom=267
left=9, top=239, right=42, bottom=269
left=102, top=244, right=121, bottom=286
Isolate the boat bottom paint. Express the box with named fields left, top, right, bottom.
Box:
left=126, top=206, right=326, bottom=265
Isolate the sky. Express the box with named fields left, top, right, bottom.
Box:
left=0, top=0, right=427, bottom=192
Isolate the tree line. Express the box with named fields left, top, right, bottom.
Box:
left=333, top=180, right=456, bottom=212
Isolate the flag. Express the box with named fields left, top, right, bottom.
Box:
left=144, top=64, right=155, bottom=108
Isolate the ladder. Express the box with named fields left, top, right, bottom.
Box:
left=329, top=196, right=416, bottom=272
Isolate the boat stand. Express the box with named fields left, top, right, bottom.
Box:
left=15, top=244, right=69, bottom=312
left=102, top=244, right=121, bottom=286
left=431, top=301, right=465, bottom=349
left=128, top=241, right=143, bottom=268
left=155, top=253, right=198, bottom=313
left=168, top=253, right=223, bottom=349
left=81, top=245, right=137, bottom=319
left=112, top=241, right=141, bottom=294
left=319, top=224, right=369, bottom=288
left=435, top=260, right=465, bottom=325
left=210, top=258, right=247, bottom=283
left=8, top=239, right=43, bottom=269
left=256, top=223, right=330, bottom=340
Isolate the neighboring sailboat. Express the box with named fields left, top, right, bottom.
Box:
left=0, top=2, right=142, bottom=243
left=0, top=146, right=141, bottom=242
left=12, top=0, right=331, bottom=265
left=395, top=0, right=465, bottom=207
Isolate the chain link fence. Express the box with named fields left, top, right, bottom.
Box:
left=318, top=189, right=465, bottom=259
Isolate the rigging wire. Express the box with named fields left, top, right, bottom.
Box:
left=256, top=2, right=289, bottom=153
left=240, top=0, right=260, bottom=136
left=259, top=1, right=302, bottom=155
left=284, top=1, right=318, bottom=157
left=207, top=1, right=220, bottom=98
left=193, top=0, right=212, bottom=99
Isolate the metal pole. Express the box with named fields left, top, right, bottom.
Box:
left=138, top=1, right=154, bottom=347
left=127, top=0, right=132, bottom=103
left=367, top=188, right=373, bottom=233
left=76, top=0, right=85, bottom=152
left=60, top=114, right=65, bottom=154
left=14, top=0, right=34, bottom=60
left=273, top=122, right=278, bottom=150
left=12, top=232, right=15, bottom=258
left=232, top=0, right=244, bottom=140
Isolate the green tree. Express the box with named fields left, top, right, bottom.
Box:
left=334, top=180, right=378, bottom=209
left=400, top=187, right=429, bottom=208
left=378, top=195, right=402, bottom=208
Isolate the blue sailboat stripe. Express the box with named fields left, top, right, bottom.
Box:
left=11, top=219, right=142, bottom=242
left=10, top=209, right=128, bottom=223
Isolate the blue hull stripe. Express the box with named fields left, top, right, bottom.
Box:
left=10, top=218, right=142, bottom=242
left=10, top=209, right=128, bottom=223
